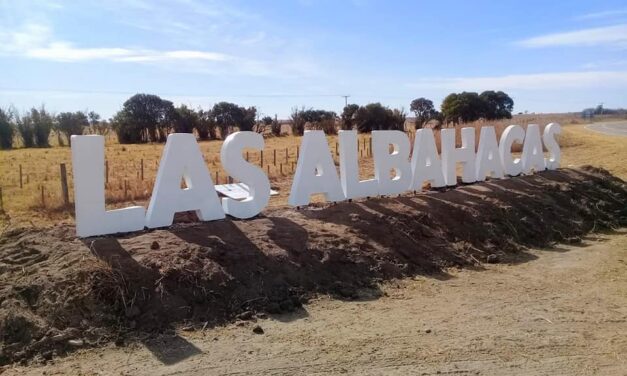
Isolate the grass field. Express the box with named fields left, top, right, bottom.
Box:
left=0, top=113, right=624, bottom=228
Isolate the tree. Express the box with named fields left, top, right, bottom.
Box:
left=56, top=111, right=88, bottom=146
left=197, top=109, right=216, bottom=140
left=172, top=105, right=199, bottom=134
left=18, top=106, right=54, bottom=147
left=112, top=94, right=176, bottom=143
left=290, top=108, right=337, bottom=135
left=340, top=104, right=360, bottom=130
left=0, top=108, right=15, bottom=149
left=410, top=98, right=438, bottom=129
left=270, top=115, right=281, bottom=137
left=479, top=91, right=513, bottom=120
left=441, top=91, right=514, bottom=124
left=440, top=92, right=485, bottom=124
left=87, top=111, right=109, bottom=135
left=212, top=102, right=255, bottom=138
left=352, top=103, right=404, bottom=133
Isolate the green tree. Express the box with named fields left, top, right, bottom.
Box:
left=0, top=108, right=15, bottom=149
left=172, top=105, right=199, bottom=134
left=19, top=106, right=54, bottom=147
left=196, top=109, right=216, bottom=140
left=440, top=92, right=485, bottom=124
left=479, top=91, right=514, bottom=120
left=57, top=111, right=88, bottom=146
left=340, top=104, right=360, bottom=130
left=410, top=98, right=438, bottom=129
left=212, top=102, right=255, bottom=138
left=353, top=103, right=404, bottom=133
left=112, top=94, right=176, bottom=143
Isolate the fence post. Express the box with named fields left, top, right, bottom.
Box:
left=285, top=147, right=288, bottom=163
left=60, top=163, right=70, bottom=206
left=105, top=160, right=109, bottom=185
left=0, top=187, right=3, bottom=213
left=215, top=171, right=219, bottom=184
left=260, top=150, right=264, bottom=167
left=296, top=146, right=299, bottom=159
left=19, top=164, right=23, bottom=188
left=246, top=151, right=249, bottom=162
left=228, top=176, right=233, bottom=184
left=273, top=149, right=276, bottom=165
left=40, top=185, right=45, bottom=207
left=140, top=159, right=144, bottom=180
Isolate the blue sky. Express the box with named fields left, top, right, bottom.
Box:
left=1, top=0, right=626, bottom=119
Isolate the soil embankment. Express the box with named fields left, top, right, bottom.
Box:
left=0, top=166, right=625, bottom=365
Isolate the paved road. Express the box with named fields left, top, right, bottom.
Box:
left=584, top=120, right=627, bottom=137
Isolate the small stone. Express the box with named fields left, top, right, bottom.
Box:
left=67, top=339, right=84, bottom=347
left=425, top=329, right=432, bottom=333
left=486, top=254, right=500, bottom=263
left=252, top=325, right=264, bottom=334
left=150, top=241, right=160, bottom=250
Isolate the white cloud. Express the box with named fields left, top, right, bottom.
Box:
left=517, top=24, right=627, bottom=48
left=575, top=9, right=627, bottom=20
left=407, top=71, right=627, bottom=91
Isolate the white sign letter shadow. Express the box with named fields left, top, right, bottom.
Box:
left=372, top=130, right=411, bottom=195
left=339, top=130, right=378, bottom=199
left=410, top=129, right=445, bottom=190
left=146, top=133, right=224, bottom=228
left=441, top=127, right=476, bottom=186
left=476, top=126, right=504, bottom=181
left=499, top=125, right=525, bottom=176
left=221, top=131, right=271, bottom=218
left=71, top=135, right=145, bottom=237
left=288, top=130, right=345, bottom=206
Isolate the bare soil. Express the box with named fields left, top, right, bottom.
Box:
left=4, top=230, right=626, bottom=375
left=0, top=166, right=625, bottom=370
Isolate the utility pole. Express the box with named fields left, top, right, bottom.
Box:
left=341, top=95, right=350, bottom=107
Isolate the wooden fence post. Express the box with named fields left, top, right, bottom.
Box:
left=60, top=163, right=70, bottom=206
left=215, top=171, right=219, bottom=184
left=296, top=146, right=299, bottom=159
left=105, top=161, right=109, bottom=185
left=273, top=149, right=276, bottom=165
left=19, top=164, right=23, bottom=188
left=40, top=185, right=45, bottom=207
left=260, top=150, right=264, bottom=167
left=228, top=176, right=233, bottom=184
left=285, top=147, right=288, bottom=163
left=140, top=159, right=144, bottom=181
left=0, top=187, right=3, bottom=213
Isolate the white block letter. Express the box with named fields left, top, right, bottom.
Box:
left=441, top=127, right=476, bottom=185
left=71, top=135, right=145, bottom=237
left=521, top=124, right=547, bottom=174
left=410, top=129, right=445, bottom=190
left=288, top=130, right=345, bottom=206
left=543, top=123, right=561, bottom=170
left=146, top=133, right=224, bottom=228
left=499, top=125, right=525, bottom=176
left=221, top=131, right=271, bottom=218
left=372, top=130, right=411, bottom=195
left=339, top=130, right=378, bottom=199
left=475, top=126, right=504, bottom=181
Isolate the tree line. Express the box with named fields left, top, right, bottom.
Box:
left=0, top=90, right=515, bottom=149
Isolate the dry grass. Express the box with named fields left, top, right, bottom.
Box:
left=0, top=113, right=624, bottom=228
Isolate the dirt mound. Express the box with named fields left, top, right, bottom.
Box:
left=1, top=166, right=625, bottom=365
